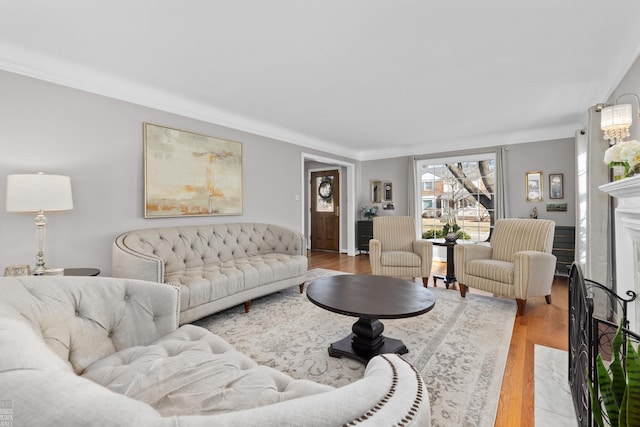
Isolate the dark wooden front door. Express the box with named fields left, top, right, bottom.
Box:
left=311, top=170, right=340, bottom=251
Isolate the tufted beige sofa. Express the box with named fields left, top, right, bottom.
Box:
left=0, top=276, right=431, bottom=426
left=112, top=223, right=307, bottom=324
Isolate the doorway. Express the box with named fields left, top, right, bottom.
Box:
left=301, top=153, right=356, bottom=256
left=310, top=170, right=340, bottom=251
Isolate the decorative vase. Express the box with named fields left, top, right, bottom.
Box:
left=612, top=164, right=626, bottom=181
left=444, top=232, right=458, bottom=243
left=4, top=264, right=31, bottom=276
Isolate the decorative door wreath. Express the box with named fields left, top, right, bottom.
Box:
left=318, top=179, right=333, bottom=203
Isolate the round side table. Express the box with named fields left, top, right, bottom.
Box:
left=63, top=268, right=101, bottom=277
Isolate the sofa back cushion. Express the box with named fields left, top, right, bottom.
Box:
left=491, top=218, right=555, bottom=262
left=119, top=223, right=305, bottom=280
left=0, top=276, right=179, bottom=374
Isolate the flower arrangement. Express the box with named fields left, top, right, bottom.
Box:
left=604, top=139, right=640, bottom=179
left=440, top=207, right=460, bottom=237
left=360, top=205, right=378, bottom=220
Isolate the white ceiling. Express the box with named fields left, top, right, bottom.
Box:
left=2, top=1, right=640, bottom=160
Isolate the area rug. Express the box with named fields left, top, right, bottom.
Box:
left=534, top=345, right=577, bottom=426
left=194, top=268, right=517, bottom=426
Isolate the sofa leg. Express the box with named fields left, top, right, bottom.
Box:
left=545, top=294, right=552, bottom=304
left=516, top=299, right=526, bottom=316
left=422, top=277, right=428, bottom=287
left=459, top=284, right=467, bottom=298
left=244, top=300, right=251, bottom=313
left=299, top=283, right=304, bottom=293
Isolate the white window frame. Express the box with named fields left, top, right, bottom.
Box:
left=416, top=152, right=497, bottom=244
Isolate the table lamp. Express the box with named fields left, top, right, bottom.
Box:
left=6, top=173, right=73, bottom=275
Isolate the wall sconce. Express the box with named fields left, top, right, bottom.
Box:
left=601, top=92, right=640, bottom=145
left=6, top=173, right=73, bottom=275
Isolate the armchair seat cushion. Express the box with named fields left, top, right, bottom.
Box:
left=82, top=324, right=333, bottom=417
left=466, top=259, right=514, bottom=284
left=380, top=251, right=422, bottom=267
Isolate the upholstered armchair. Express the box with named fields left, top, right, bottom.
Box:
left=369, top=216, right=433, bottom=287
left=454, top=218, right=556, bottom=315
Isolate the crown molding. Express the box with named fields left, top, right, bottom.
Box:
left=0, top=45, right=581, bottom=163
left=0, top=46, right=362, bottom=160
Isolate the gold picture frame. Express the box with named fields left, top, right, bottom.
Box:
left=525, top=171, right=543, bottom=202
left=371, top=180, right=382, bottom=203
left=144, top=123, right=243, bottom=218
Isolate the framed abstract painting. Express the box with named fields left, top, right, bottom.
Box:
left=143, top=123, right=243, bottom=218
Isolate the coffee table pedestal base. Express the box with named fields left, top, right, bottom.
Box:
left=327, top=317, right=408, bottom=364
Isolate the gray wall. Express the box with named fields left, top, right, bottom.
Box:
left=504, top=138, right=575, bottom=225
left=3, top=56, right=635, bottom=275
left=359, top=157, right=409, bottom=217
left=608, top=54, right=640, bottom=142
left=360, top=137, right=576, bottom=227
left=0, top=71, right=341, bottom=275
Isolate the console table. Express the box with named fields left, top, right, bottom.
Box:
left=552, top=226, right=575, bottom=277
left=356, top=220, right=373, bottom=253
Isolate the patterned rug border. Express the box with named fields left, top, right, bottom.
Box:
left=195, top=268, right=517, bottom=427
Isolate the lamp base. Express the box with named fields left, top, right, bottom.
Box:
left=34, top=213, right=47, bottom=276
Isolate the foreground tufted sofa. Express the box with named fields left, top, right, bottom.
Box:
left=112, top=223, right=307, bottom=323
left=0, top=276, right=431, bottom=426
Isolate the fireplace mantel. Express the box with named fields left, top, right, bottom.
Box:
left=600, top=175, right=640, bottom=333
left=600, top=175, right=640, bottom=201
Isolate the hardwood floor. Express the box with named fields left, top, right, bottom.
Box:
left=308, top=250, right=569, bottom=427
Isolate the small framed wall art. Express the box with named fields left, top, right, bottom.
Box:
left=547, top=202, right=567, bottom=212
left=383, top=182, right=393, bottom=201
left=371, top=180, right=382, bottom=203
left=549, top=173, right=564, bottom=199
left=525, top=171, right=543, bottom=202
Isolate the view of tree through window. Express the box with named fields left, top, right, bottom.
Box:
left=418, top=154, right=496, bottom=242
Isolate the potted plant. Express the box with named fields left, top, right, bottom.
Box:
left=588, top=319, right=640, bottom=427
left=360, top=206, right=378, bottom=220
left=440, top=207, right=460, bottom=242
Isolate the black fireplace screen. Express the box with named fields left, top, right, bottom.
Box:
left=568, top=262, right=639, bottom=427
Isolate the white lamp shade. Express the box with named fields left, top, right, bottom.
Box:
left=6, top=173, right=73, bottom=212
left=601, top=103, right=633, bottom=129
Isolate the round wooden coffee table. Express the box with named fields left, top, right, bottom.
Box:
left=63, top=268, right=101, bottom=276
left=306, top=274, right=436, bottom=363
